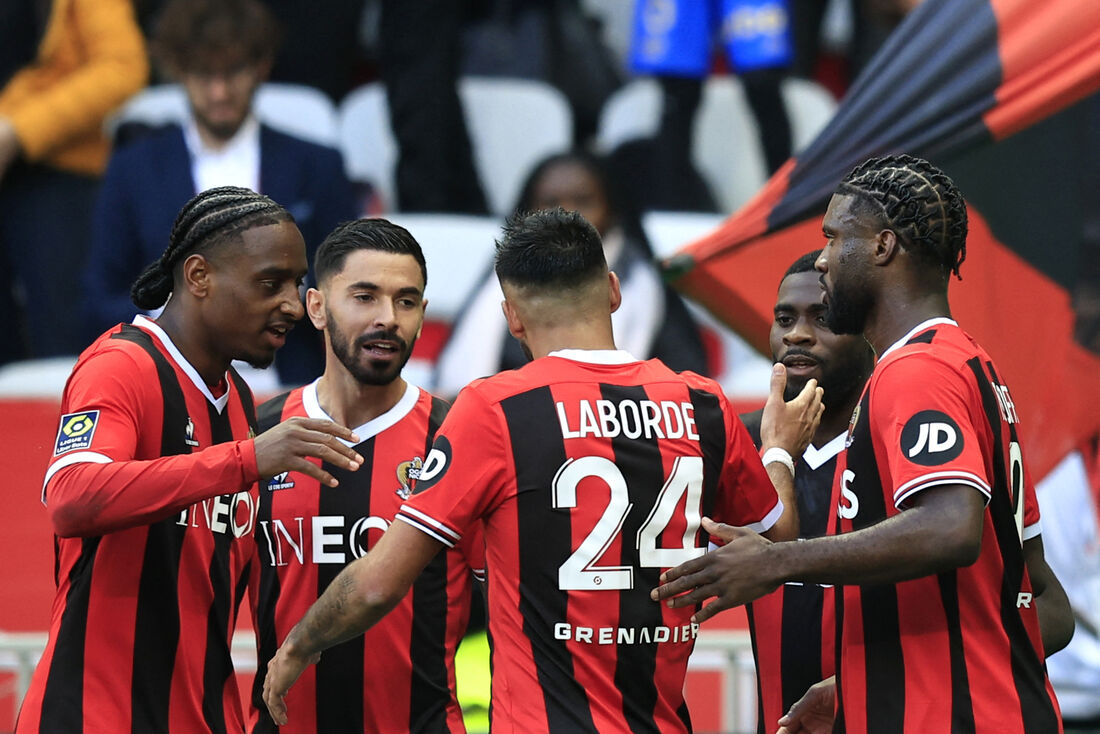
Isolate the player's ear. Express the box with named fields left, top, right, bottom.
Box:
left=181, top=253, right=211, bottom=297
left=414, top=297, right=428, bottom=340
left=608, top=271, right=622, bottom=314
left=501, top=298, right=525, bottom=340
left=306, top=287, right=326, bottom=330
left=874, top=228, right=901, bottom=266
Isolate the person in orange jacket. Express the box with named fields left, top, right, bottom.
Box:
left=0, top=0, right=148, bottom=363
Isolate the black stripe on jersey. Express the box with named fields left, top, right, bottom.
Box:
left=257, top=391, right=292, bottom=435
left=780, top=584, right=826, bottom=718
left=111, top=325, right=190, bottom=732
left=689, top=387, right=726, bottom=526
left=502, top=387, right=598, bottom=734
left=967, top=358, right=1059, bottom=732
left=843, top=390, right=905, bottom=733
left=603, top=383, right=663, bottom=734
left=201, top=400, right=238, bottom=734
left=228, top=367, right=257, bottom=433
left=905, top=329, right=937, bottom=346
left=936, top=568, right=975, bottom=730
left=314, top=438, right=374, bottom=733
left=37, top=537, right=101, bottom=731
left=745, top=602, right=767, bottom=734
left=408, top=395, right=454, bottom=733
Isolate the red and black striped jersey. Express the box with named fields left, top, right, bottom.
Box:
left=831, top=319, right=1060, bottom=734
left=249, top=381, right=483, bottom=734
left=18, top=316, right=262, bottom=734
left=397, top=349, right=782, bottom=734
left=741, top=411, right=838, bottom=734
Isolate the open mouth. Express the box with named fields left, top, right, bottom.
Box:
left=362, top=340, right=401, bottom=359
left=265, top=323, right=291, bottom=345
left=782, top=353, right=821, bottom=374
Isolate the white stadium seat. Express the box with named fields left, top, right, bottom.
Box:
left=106, top=82, right=340, bottom=148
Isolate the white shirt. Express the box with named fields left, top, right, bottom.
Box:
left=183, top=114, right=261, bottom=194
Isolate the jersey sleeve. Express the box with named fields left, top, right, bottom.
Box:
left=712, top=406, right=783, bottom=534
left=458, top=520, right=487, bottom=582
left=43, top=345, right=259, bottom=537
left=871, top=355, right=993, bottom=510
left=396, top=385, right=509, bottom=549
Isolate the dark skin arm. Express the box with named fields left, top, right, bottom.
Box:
left=1024, top=535, right=1074, bottom=655
left=653, top=484, right=985, bottom=623
left=262, top=521, right=444, bottom=725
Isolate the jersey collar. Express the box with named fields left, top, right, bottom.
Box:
left=547, top=349, right=639, bottom=365
left=301, top=378, right=421, bottom=446
left=803, top=430, right=847, bottom=470
left=879, top=317, right=958, bottom=360
left=134, top=315, right=231, bottom=413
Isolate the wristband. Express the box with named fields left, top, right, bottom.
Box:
left=761, top=447, right=795, bottom=477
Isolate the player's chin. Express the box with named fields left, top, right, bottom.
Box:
left=242, top=348, right=277, bottom=370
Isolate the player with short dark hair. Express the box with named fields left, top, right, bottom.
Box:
left=261, top=207, right=824, bottom=732
left=654, top=156, right=1074, bottom=734
left=16, top=187, right=363, bottom=734
left=249, top=218, right=483, bottom=733
left=739, top=249, right=874, bottom=734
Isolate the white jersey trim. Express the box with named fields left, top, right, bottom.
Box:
left=1022, top=520, right=1042, bottom=541
left=879, top=317, right=958, bottom=360
left=42, top=451, right=112, bottom=504
left=547, top=349, right=640, bottom=365
left=395, top=512, right=458, bottom=548
left=301, top=379, right=421, bottom=446
left=133, top=315, right=231, bottom=413
left=894, top=470, right=992, bottom=510
left=744, top=499, right=785, bottom=535
left=803, top=431, right=847, bottom=470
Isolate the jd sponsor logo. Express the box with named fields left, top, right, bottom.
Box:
left=413, top=437, right=451, bottom=493
left=900, top=410, right=963, bottom=466
left=54, top=411, right=99, bottom=455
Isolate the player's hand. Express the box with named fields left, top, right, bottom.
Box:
left=776, top=676, right=836, bottom=734
left=760, top=364, right=824, bottom=459
left=254, top=417, right=363, bottom=487
left=262, top=642, right=320, bottom=726
left=650, top=517, right=779, bottom=623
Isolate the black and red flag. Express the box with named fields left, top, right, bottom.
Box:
left=667, top=0, right=1100, bottom=482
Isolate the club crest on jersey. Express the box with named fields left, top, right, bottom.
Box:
left=395, top=456, right=424, bottom=500
left=54, top=410, right=99, bottom=456
left=413, top=436, right=452, bottom=494
left=266, top=471, right=296, bottom=491
left=901, top=410, right=964, bottom=465
left=845, top=404, right=861, bottom=448
left=184, top=417, right=200, bottom=447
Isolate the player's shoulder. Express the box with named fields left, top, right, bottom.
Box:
left=257, top=387, right=306, bottom=434
left=876, top=322, right=982, bottom=382
left=73, top=325, right=160, bottom=379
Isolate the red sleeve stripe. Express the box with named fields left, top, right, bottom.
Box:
left=893, top=471, right=992, bottom=509
left=395, top=509, right=459, bottom=547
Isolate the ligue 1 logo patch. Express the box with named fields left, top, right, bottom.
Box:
left=54, top=410, right=99, bottom=456
left=395, top=456, right=423, bottom=500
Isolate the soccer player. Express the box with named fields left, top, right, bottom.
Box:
left=654, top=155, right=1074, bottom=733
left=262, top=208, right=824, bottom=732
left=249, top=218, right=484, bottom=733
left=738, top=250, right=873, bottom=734
left=17, top=187, right=364, bottom=734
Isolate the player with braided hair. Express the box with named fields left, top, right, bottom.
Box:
left=16, top=186, right=364, bottom=733
left=655, top=156, right=1073, bottom=733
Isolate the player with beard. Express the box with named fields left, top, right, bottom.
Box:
left=654, top=155, right=1073, bottom=734
left=737, top=250, right=873, bottom=734
left=251, top=218, right=484, bottom=734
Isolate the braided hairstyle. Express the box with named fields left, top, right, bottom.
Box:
left=837, top=154, right=968, bottom=280
left=131, top=187, right=294, bottom=310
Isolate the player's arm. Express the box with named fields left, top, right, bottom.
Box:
left=263, top=521, right=444, bottom=726
left=759, top=363, right=824, bottom=541
left=658, top=483, right=984, bottom=622
left=1024, top=535, right=1074, bottom=655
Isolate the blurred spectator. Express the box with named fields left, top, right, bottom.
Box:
left=82, top=0, right=356, bottom=388
left=628, top=0, right=793, bottom=211
left=378, top=0, right=489, bottom=214
left=0, top=0, right=148, bottom=364
left=435, top=150, right=708, bottom=398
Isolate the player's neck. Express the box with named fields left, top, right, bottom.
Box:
left=154, top=308, right=230, bottom=387
left=524, top=322, right=617, bottom=360
left=315, top=368, right=408, bottom=430
left=817, top=390, right=862, bottom=443
left=863, top=290, right=951, bottom=355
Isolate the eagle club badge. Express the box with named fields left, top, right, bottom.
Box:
left=845, top=403, right=861, bottom=448
left=395, top=457, right=424, bottom=500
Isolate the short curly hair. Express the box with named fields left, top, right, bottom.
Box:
left=838, top=154, right=968, bottom=280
